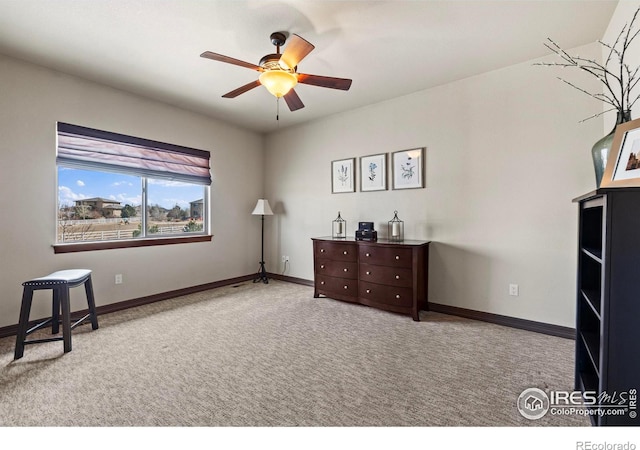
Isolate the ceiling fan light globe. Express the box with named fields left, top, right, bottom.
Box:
left=259, top=70, right=298, bottom=98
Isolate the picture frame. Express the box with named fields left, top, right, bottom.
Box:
left=601, top=118, right=640, bottom=188
left=331, top=157, right=356, bottom=193
left=391, top=147, right=425, bottom=190
left=360, top=153, right=387, bottom=192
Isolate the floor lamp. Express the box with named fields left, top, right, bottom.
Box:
left=252, top=199, right=273, bottom=284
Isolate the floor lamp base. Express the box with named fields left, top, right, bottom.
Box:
left=253, top=261, right=269, bottom=284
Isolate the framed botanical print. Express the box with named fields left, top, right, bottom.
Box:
left=360, top=153, right=387, bottom=192
left=392, top=147, right=425, bottom=190
left=331, top=158, right=356, bottom=193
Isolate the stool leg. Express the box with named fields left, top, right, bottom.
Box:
left=52, top=289, right=60, bottom=335
left=59, top=286, right=72, bottom=353
left=84, top=275, right=99, bottom=330
left=14, top=287, right=34, bottom=360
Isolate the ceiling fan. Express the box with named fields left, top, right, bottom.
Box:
left=200, top=32, right=352, bottom=112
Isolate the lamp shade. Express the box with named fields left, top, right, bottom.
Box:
left=259, top=70, right=298, bottom=98
left=252, top=199, right=273, bottom=216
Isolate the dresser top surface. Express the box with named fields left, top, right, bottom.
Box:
left=312, top=236, right=430, bottom=247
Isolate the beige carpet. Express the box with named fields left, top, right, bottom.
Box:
left=0, top=280, right=588, bottom=426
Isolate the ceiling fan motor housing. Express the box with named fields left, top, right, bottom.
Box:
left=259, top=53, right=289, bottom=71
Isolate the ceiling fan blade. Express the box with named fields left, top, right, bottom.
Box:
left=200, top=51, right=262, bottom=71
left=297, top=73, right=352, bottom=91
left=222, top=80, right=262, bottom=98
left=283, top=88, right=305, bottom=111
left=279, top=34, right=315, bottom=69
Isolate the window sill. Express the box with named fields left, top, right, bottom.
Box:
left=53, top=235, right=213, bottom=254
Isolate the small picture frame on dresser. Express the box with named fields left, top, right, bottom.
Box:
left=331, top=158, right=356, bottom=193
left=601, top=118, right=640, bottom=188
left=392, top=147, right=425, bottom=190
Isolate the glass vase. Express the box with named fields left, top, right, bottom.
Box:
left=591, top=110, right=632, bottom=188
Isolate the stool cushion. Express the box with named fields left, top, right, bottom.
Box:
left=23, top=269, right=92, bottom=286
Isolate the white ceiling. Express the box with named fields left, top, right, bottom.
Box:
left=0, top=0, right=618, bottom=134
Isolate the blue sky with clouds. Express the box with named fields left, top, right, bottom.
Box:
left=58, top=167, right=203, bottom=210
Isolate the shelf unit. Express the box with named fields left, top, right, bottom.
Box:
left=574, top=189, right=640, bottom=426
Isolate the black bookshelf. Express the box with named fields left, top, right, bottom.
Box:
left=574, top=189, right=640, bottom=426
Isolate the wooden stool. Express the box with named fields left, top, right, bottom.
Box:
left=14, top=269, right=99, bottom=359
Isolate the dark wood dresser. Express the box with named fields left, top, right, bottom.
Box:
left=312, top=237, right=430, bottom=320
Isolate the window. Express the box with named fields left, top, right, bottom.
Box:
left=55, top=123, right=211, bottom=252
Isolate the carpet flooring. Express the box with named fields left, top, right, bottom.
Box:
left=0, top=280, right=588, bottom=426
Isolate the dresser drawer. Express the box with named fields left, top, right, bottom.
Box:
left=315, top=241, right=357, bottom=262
left=359, top=264, right=412, bottom=288
left=316, top=259, right=358, bottom=279
left=316, top=275, right=358, bottom=299
left=359, top=281, right=412, bottom=308
left=359, top=245, right=413, bottom=268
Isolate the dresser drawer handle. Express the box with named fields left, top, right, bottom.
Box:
left=320, top=281, right=325, bottom=285
left=395, top=275, right=400, bottom=279
left=366, top=271, right=371, bottom=275
left=320, top=249, right=325, bottom=253
left=344, top=285, right=349, bottom=290
left=343, top=268, right=348, bottom=272
left=320, top=265, right=325, bottom=269
left=395, top=255, right=400, bottom=260
left=365, top=253, right=370, bottom=257
left=396, top=294, right=401, bottom=299
left=366, top=289, right=371, bottom=294
left=343, top=251, right=348, bottom=255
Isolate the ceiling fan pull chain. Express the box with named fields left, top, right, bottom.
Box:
left=276, top=97, right=280, bottom=125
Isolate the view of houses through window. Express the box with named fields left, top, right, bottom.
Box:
left=57, top=167, right=206, bottom=243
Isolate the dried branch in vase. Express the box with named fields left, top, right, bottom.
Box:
left=536, top=6, right=640, bottom=121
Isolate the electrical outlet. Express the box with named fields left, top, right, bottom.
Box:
left=282, top=255, right=290, bottom=263
left=115, top=274, right=123, bottom=285
left=509, top=283, right=519, bottom=296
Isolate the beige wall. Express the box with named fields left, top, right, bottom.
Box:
left=264, top=43, right=604, bottom=328
left=0, top=55, right=264, bottom=328
left=0, top=30, right=618, bottom=331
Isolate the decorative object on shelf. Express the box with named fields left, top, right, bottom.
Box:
left=355, top=221, right=377, bottom=241
left=331, top=158, right=355, bottom=193
left=601, top=116, right=640, bottom=188
left=388, top=210, right=404, bottom=242
left=592, top=110, right=632, bottom=187
left=536, top=7, right=640, bottom=187
left=359, top=153, right=387, bottom=192
left=251, top=199, right=273, bottom=284
left=332, top=211, right=347, bottom=239
left=392, top=148, right=425, bottom=190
